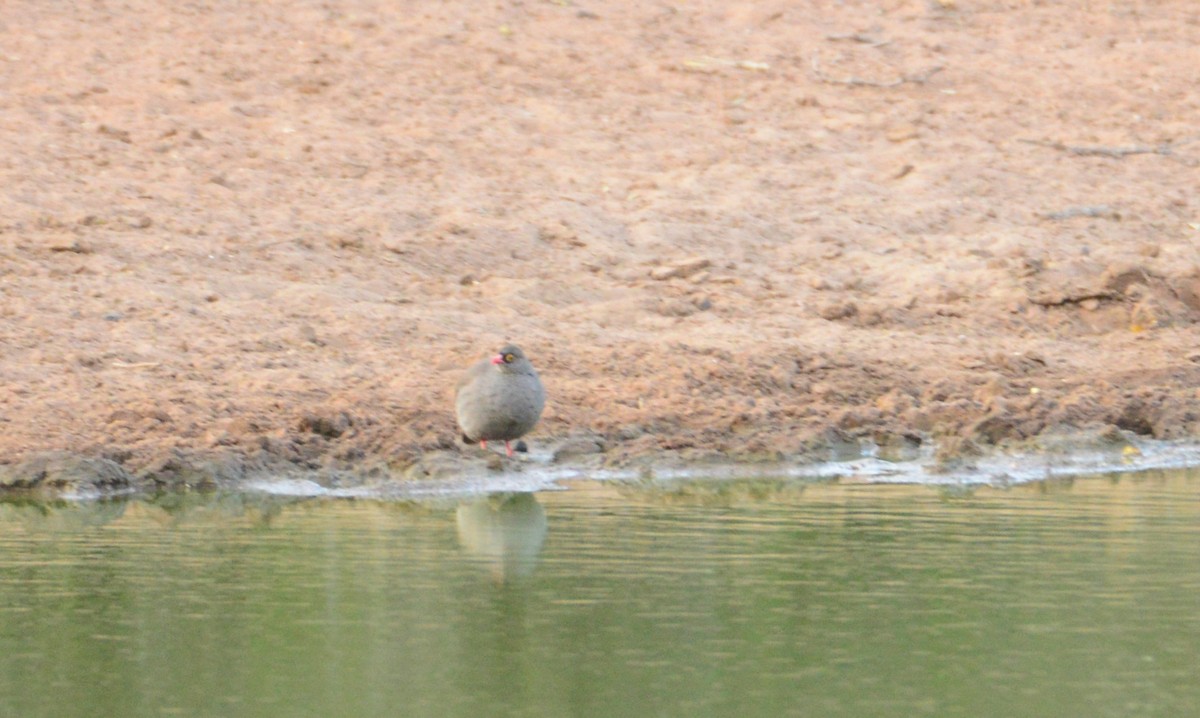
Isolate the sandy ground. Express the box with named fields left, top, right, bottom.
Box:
left=3, top=0, right=1200, bottom=490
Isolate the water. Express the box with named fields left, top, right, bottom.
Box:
left=1, top=471, right=1199, bottom=718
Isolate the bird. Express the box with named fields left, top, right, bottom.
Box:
left=455, top=344, right=545, bottom=457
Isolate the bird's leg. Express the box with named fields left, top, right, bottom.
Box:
left=505, top=441, right=513, bottom=457
left=480, top=440, right=488, bottom=451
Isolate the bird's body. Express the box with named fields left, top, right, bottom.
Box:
left=455, top=344, right=545, bottom=457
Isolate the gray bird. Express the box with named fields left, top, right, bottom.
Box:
left=455, top=344, right=546, bottom=457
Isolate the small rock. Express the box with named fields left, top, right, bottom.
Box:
left=650, top=257, right=711, bottom=281
left=77, top=354, right=103, bottom=368
left=553, top=437, right=605, bottom=461
left=971, top=413, right=1021, bottom=444
left=298, top=324, right=324, bottom=346
left=725, top=109, right=749, bottom=126
left=298, top=412, right=352, bottom=438
left=0, top=452, right=131, bottom=492
left=48, top=237, right=92, bottom=254
left=817, top=301, right=857, bottom=321
left=538, top=221, right=586, bottom=248
left=97, top=124, right=132, bottom=143
left=616, top=425, right=644, bottom=441
left=1097, top=424, right=1129, bottom=444
left=652, top=298, right=698, bottom=317
left=136, top=450, right=242, bottom=489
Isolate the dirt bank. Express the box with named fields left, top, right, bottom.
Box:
left=3, top=0, right=1200, bottom=491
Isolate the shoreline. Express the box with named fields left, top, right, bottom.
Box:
left=3, top=427, right=1195, bottom=501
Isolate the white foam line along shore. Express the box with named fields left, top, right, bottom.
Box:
left=237, top=439, right=1200, bottom=501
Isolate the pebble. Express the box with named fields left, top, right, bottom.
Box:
left=817, top=301, right=857, bottom=321
left=48, top=238, right=92, bottom=254
left=650, top=257, right=711, bottom=281
left=552, top=437, right=605, bottom=461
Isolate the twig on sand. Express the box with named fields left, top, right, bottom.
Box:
left=810, top=53, right=943, bottom=88
left=255, top=238, right=299, bottom=251
left=824, top=32, right=891, bottom=48
left=1019, top=136, right=1199, bottom=159
left=681, top=56, right=770, bottom=72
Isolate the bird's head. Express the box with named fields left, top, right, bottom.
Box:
left=491, top=344, right=532, bottom=374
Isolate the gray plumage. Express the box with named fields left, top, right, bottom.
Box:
left=455, top=344, right=545, bottom=454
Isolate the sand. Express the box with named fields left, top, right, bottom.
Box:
left=3, top=0, right=1200, bottom=489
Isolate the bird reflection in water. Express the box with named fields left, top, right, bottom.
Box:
left=455, top=492, right=547, bottom=584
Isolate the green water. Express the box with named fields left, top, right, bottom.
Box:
left=1, top=472, right=1199, bottom=718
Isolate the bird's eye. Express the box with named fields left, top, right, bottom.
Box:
left=504, top=353, right=515, bottom=363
